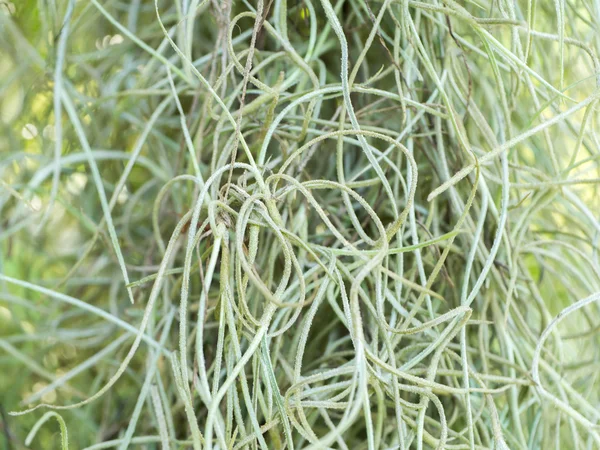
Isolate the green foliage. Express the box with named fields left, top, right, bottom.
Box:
left=1, top=0, right=600, bottom=449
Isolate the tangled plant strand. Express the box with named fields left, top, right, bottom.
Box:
left=2, top=0, right=600, bottom=449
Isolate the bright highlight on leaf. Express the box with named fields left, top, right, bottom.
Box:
left=21, top=123, right=38, bottom=140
